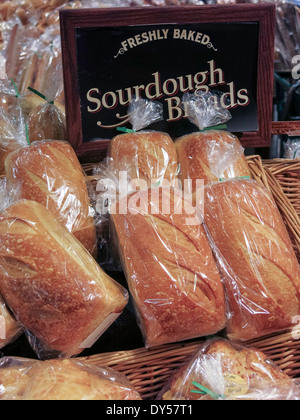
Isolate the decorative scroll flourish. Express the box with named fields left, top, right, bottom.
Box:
left=207, top=42, right=218, bottom=51
left=97, top=113, right=131, bottom=129
left=114, top=48, right=126, bottom=59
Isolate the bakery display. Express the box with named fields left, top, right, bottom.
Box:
left=203, top=178, right=300, bottom=341
left=111, top=186, right=226, bottom=347
left=0, top=0, right=299, bottom=402
left=5, top=140, right=97, bottom=256
left=0, top=199, right=128, bottom=358
left=0, top=357, right=141, bottom=400
left=160, top=339, right=300, bottom=400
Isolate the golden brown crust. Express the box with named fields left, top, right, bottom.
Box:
left=111, top=187, right=225, bottom=347
left=162, top=339, right=294, bottom=400
left=0, top=358, right=141, bottom=400
left=0, top=200, right=128, bottom=357
left=175, top=130, right=251, bottom=193
left=203, top=179, right=300, bottom=341
left=109, top=131, right=179, bottom=186
left=23, top=359, right=142, bottom=400
left=5, top=140, right=96, bottom=256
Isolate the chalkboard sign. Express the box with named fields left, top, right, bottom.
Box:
left=60, top=4, right=276, bottom=161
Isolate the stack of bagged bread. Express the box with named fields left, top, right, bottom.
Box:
left=106, top=95, right=300, bottom=349
left=0, top=79, right=130, bottom=365
left=0, top=81, right=300, bottom=400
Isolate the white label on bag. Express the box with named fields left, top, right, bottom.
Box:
left=79, top=312, right=121, bottom=349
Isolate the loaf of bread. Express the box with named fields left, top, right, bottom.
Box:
left=0, top=295, right=22, bottom=349
left=0, top=139, right=21, bottom=177
left=19, top=92, right=65, bottom=118
left=27, top=102, right=67, bottom=142
left=5, top=140, right=96, bottom=256
left=109, top=131, right=178, bottom=187
left=0, top=200, right=128, bottom=358
left=0, top=357, right=141, bottom=400
left=175, top=130, right=251, bottom=195
left=161, top=339, right=298, bottom=400
left=111, top=187, right=226, bottom=347
left=203, top=178, right=300, bottom=341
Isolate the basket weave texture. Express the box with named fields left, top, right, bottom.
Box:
left=78, top=155, right=300, bottom=400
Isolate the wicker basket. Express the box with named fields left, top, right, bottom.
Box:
left=79, top=327, right=300, bottom=400
left=262, top=158, right=300, bottom=219
left=78, top=155, right=300, bottom=400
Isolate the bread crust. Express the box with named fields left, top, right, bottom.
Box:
left=111, top=187, right=226, bottom=347
left=203, top=179, right=300, bottom=341
left=0, top=200, right=128, bottom=358
left=175, top=130, right=251, bottom=192
left=5, top=140, right=96, bottom=256
left=109, top=131, right=178, bottom=186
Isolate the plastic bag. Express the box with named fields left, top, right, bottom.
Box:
left=0, top=178, right=23, bottom=349
left=202, top=178, right=300, bottom=342
left=0, top=357, right=141, bottom=400
left=109, top=97, right=179, bottom=188
left=5, top=140, right=97, bottom=256
left=0, top=199, right=129, bottom=359
left=0, top=295, right=22, bottom=351
left=26, top=60, right=66, bottom=143
left=159, top=338, right=300, bottom=400
left=175, top=92, right=251, bottom=195
left=111, top=186, right=226, bottom=348
left=181, top=91, right=232, bottom=131
left=87, top=157, right=137, bottom=271
left=284, top=134, right=300, bottom=158
left=0, top=79, right=28, bottom=176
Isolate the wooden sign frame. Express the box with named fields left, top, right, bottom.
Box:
left=60, top=4, right=277, bottom=162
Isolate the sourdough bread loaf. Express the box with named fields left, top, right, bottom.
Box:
left=203, top=179, right=300, bottom=341
left=0, top=200, right=128, bottom=358
left=111, top=187, right=226, bottom=347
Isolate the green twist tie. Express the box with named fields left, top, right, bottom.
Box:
left=191, top=381, right=225, bottom=400
left=11, top=78, right=19, bottom=98
left=293, top=147, right=300, bottom=159
left=199, top=123, right=228, bottom=132
left=116, top=127, right=136, bottom=134
left=25, top=123, right=30, bottom=145
left=27, top=86, right=54, bottom=105
left=219, top=176, right=251, bottom=182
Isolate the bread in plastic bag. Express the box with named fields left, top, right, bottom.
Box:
left=284, top=135, right=300, bottom=159
left=27, top=98, right=66, bottom=142
left=111, top=186, right=226, bottom=348
left=202, top=178, right=300, bottom=341
left=109, top=97, right=179, bottom=188
left=159, top=338, right=300, bottom=400
left=175, top=92, right=251, bottom=193
left=0, top=295, right=22, bottom=350
left=0, top=177, right=23, bottom=349
left=5, top=140, right=97, bottom=256
left=0, top=357, right=141, bottom=400
left=0, top=199, right=129, bottom=359
left=87, top=157, right=134, bottom=272
left=0, top=80, right=28, bottom=176
left=26, top=61, right=66, bottom=142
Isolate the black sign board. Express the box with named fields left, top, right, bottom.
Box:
left=60, top=4, right=276, bottom=161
